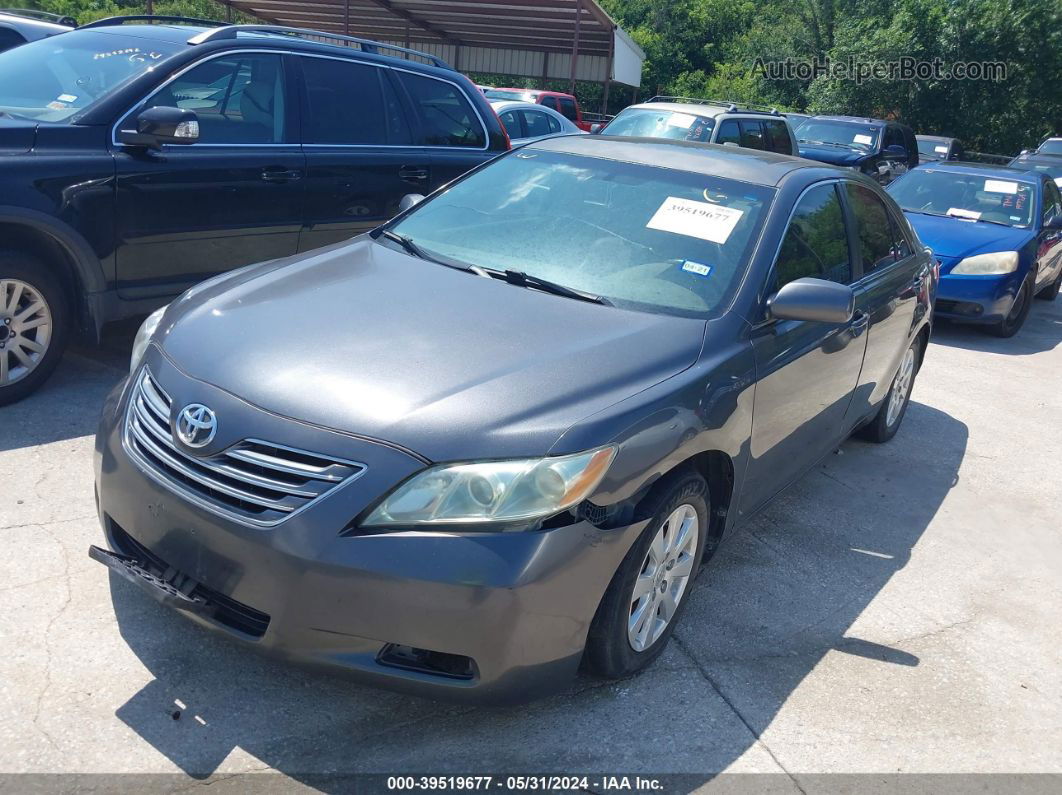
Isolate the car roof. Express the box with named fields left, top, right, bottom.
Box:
left=917, top=135, right=956, bottom=143
left=623, top=102, right=784, bottom=120
left=527, top=135, right=828, bottom=187
left=808, top=115, right=888, bottom=127
left=915, top=161, right=1041, bottom=183
left=0, top=11, right=72, bottom=37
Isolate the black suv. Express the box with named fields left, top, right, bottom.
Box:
left=796, top=115, right=918, bottom=184
left=0, top=16, right=508, bottom=404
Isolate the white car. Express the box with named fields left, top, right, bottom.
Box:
left=490, top=100, right=584, bottom=145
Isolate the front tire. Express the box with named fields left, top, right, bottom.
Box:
left=988, top=277, right=1033, bottom=337
left=584, top=471, right=708, bottom=679
left=0, top=254, right=69, bottom=406
left=857, top=336, right=921, bottom=444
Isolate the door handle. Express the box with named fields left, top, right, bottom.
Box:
left=261, top=168, right=302, bottom=183
left=399, top=166, right=429, bottom=182
left=850, top=310, right=870, bottom=335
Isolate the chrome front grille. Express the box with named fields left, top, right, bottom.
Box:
left=123, top=370, right=364, bottom=526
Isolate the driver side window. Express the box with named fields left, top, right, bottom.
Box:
left=1043, top=180, right=1062, bottom=224
left=774, top=183, right=852, bottom=290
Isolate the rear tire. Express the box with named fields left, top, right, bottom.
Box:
left=0, top=253, right=69, bottom=407
left=987, top=277, right=1032, bottom=337
left=584, top=470, right=708, bottom=679
left=856, top=335, right=922, bottom=444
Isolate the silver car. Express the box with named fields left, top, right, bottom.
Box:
left=490, top=99, right=583, bottom=146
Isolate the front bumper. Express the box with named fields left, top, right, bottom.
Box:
left=93, top=356, right=644, bottom=704
left=934, top=271, right=1024, bottom=324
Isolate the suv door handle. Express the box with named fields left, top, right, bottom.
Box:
left=399, top=166, right=429, bottom=183
left=261, top=167, right=302, bottom=183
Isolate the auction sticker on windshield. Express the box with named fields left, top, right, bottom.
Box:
left=666, top=112, right=696, bottom=129
left=647, top=197, right=744, bottom=244
left=935, top=145, right=948, bottom=153
left=984, top=179, right=1018, bottom=194
left=853, top=134, right=873, bottom=145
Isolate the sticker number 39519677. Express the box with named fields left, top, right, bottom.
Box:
left=646, top=197, right=745, bottom=244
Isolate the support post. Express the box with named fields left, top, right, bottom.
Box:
left=541, top=51, right=549, bottom=88
left=569, top=0, right=582, bottom=96
left=601, top=25, right=614, bottom=114
left=344, top=0, right=351, bottom=35
left=146, top=0, right=154, bottom=14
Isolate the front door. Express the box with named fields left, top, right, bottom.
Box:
left=114, top=52, right=304, bottom=299
left=297, top=56, right=430, bottom=251
left=1034, top=178, right=1062, bottom=292
left=741, top=182, right=869, bottom=514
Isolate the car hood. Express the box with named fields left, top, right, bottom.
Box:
left=157, top=238, right=706, bottom=462
left=796, top=144, right=868, bottom=166
left=0, top=118, right=36, bottom=153
left=902, top=211, right=1034, bottom=263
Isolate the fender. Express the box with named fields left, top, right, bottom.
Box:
left=0, top=205, right=110, bottom=335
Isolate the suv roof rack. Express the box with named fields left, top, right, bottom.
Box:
left=0, top=7, right=77, bottom=26
left=187, top=24, right=451, bottom=69
left=647, top=96, right=782, bottom=116
left=79, top=15, right=226, bottom=30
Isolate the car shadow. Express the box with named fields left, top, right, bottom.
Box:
left=930, top=299, right=1062, bottom=355
left=106, top=399, right=966, bottom=784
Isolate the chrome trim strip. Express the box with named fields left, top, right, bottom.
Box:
left=225, top=446, right=349, bottom=481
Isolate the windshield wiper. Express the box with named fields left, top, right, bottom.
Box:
left=377, top=230, right=488, bottom=274
left=481, top=268, right=612, bottom=306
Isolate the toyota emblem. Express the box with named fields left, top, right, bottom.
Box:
left=175, top=404, right=217, bottom=449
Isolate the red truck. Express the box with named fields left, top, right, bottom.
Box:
left=482, top=87, right=610, bottom=132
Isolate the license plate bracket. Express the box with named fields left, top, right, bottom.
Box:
left=89, top=545, right=214, bottom=618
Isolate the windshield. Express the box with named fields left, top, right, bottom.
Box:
left=917, top=138, right=950, bottom=157
left=0, top=31, right=179, bottom=121
left=603, top=108, right=716, bottom=143
left=484, top=89, right=535, bottom=102
left=1038, top=139, right=1062, bottom=155
left=387, top=149, right=774, bottom=318
left=889, top=169, right=1035, bottom=227
left=798, top=120, right=879, bottom=151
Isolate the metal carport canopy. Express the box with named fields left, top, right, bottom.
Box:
left=217, top=0, right=645, bottom=89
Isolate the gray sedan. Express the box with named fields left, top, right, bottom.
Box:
left=490, top=99, right=583, bottom=145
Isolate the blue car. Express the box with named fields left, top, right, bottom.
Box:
left=888, top=163, right=1062, bottom=336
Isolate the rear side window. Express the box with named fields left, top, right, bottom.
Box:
left=763, top=120, right=792, bottom=154
left=498, top=109, right=521, bottom=139
left=1043, top=180, right=1062, bottom=224
left=845, top=183, right=897, bottom=274
left=557, top=97, right=578, bottom=121
left=716, top=120, right=741, bottom=145
left=300, top=58, right=409, bottom=145
left=546, top=114, right=561, bottom=134
left=521, top=110, right=552, bottom=138
left=396, top=72, right=485, bottom=148
left=0, top=27, right=26, bottom=53
left=738, top=120, right=764, bottom=150
left=774, top=183, right=852, bottom=288
left=145, top=53, right=288, bottom=144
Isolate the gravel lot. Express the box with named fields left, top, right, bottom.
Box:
left=1, top=301, right=1060, bottom=789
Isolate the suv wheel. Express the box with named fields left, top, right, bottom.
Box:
left=584, top=471, right=708, bottom=678
left=0, top=253, right=69, bottom=406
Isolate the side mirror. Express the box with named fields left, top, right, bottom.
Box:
left=399, top=193, right=425, bottom=213
left=118, top=107, right=199, bottom=150
left=768, top=277, right=855, bottom=324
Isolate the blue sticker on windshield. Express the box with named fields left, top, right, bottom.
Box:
left=681, top=260, right=712, bottom=277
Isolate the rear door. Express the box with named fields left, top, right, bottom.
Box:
left=114, top=51, right=304, bottom=299
left=842, top=181, right=924, bottom=421
left=1035, top=178, right=1062, bottom=291
left=741, top=182, right=869, bottom=514
left=393, top=69, right=496, bottom=191
left=297, top=55, right=425, bottom=251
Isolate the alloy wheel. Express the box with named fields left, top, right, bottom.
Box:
left=0, top=279, right=53, bottom=387
left=627, top=503, right=700, bottom=652
left=885, top=346, right=916, bottom=428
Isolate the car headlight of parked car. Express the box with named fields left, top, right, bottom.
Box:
left=129, top=305, right=168, bottom=373
left=950, top=251, right=1019, bottom=275
left=364, top=446, right=616, bottom=529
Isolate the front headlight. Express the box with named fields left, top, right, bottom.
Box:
left=363, top=446, right=616, bottom=529
left=951, top=251, right=1020, bottom=275
left=129, top=306, right=167, bottom=373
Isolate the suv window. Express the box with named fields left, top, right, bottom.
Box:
left=738, top=120, right=764, bottom=150
left=540, top=96, right=559, bottom=111
left=144, top=54, right=287, bottom=144
left=716, top=119, right=741, bottom=145
left=396, top=71, right=485, bottom=148
left=763, top=119, right=792, bottom=154
left=300, top=58, right=409, bottom=145
left=845, top=183, right=897, bottom=274
left=775, top=183, right=852, bottom=289
left=557, top=97, right=578, bottom=122
left=522, top=109, right=552, bottom=138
